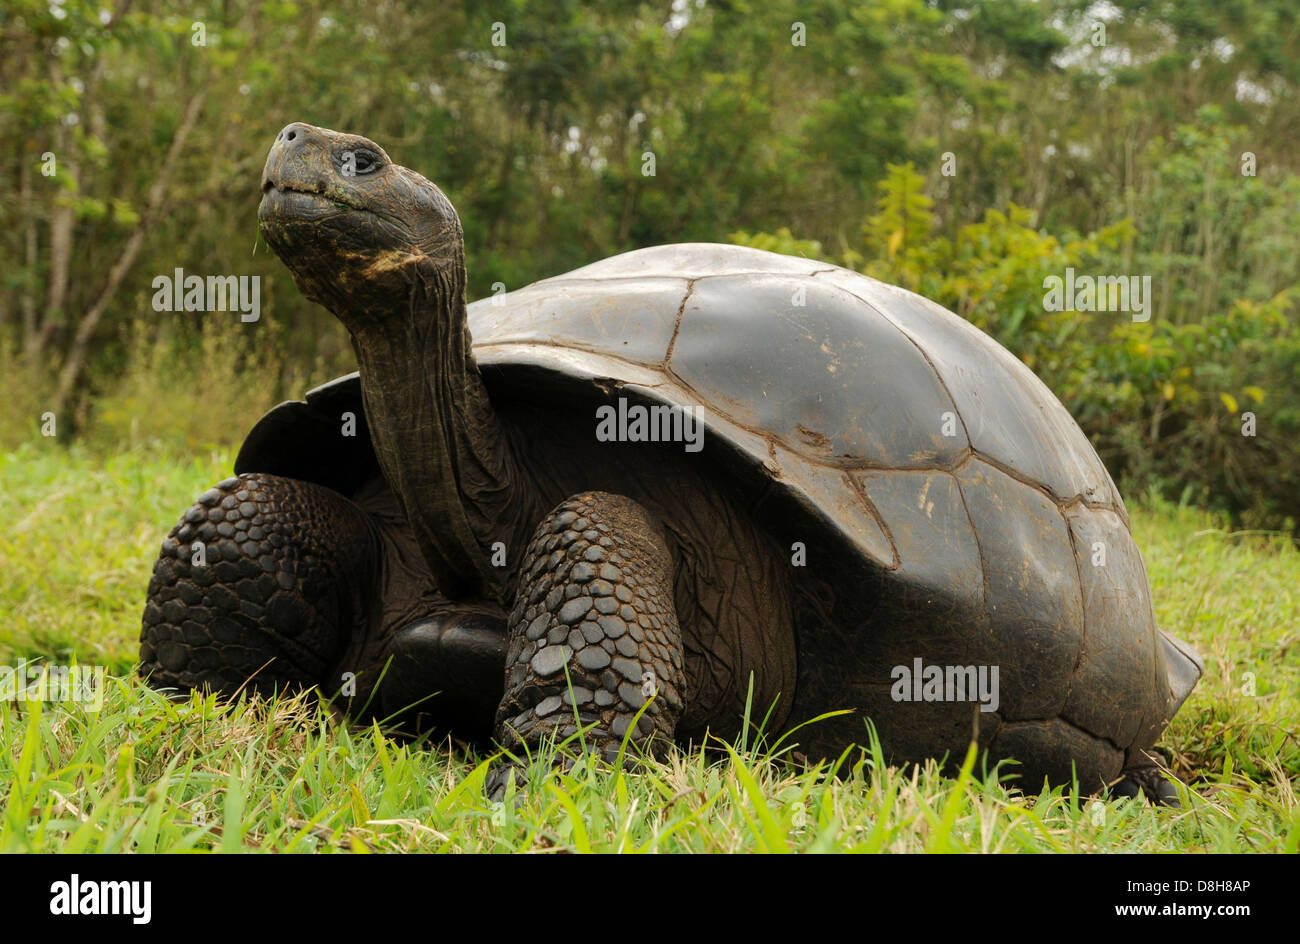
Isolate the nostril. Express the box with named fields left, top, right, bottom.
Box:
left=275, top=123, right=306, bottom=149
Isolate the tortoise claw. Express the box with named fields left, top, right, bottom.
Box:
left=485, top=761, right=527, bottom=804
left=1111, top=764, right=1181, bottom=807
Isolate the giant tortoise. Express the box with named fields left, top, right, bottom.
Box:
left=139, top=122, right=1203, bottom=801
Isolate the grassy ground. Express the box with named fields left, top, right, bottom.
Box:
left=1, top=443, right=1296, bottom=852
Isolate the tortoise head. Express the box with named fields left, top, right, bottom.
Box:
left=258, top=122, right=464, bottom=323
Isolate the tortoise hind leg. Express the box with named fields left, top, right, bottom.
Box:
left=140, top=473, right=381, bottom=697
left=1110, top=632, right=1203, bottom=807
left=1111, top=755, right=1180, bottom=806
left=488, top=491, right=686, bottom=797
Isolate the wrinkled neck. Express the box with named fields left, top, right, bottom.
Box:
left=340, top=258, right=537, bottom=604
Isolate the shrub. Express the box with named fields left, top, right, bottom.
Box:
left=88, top=318, right=321, bottom=457
left=0, top=338, right=58, bottom=452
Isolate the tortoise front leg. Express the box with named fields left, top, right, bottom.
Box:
left=489, top=492, right=686, bottom=796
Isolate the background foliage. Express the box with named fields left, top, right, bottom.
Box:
left=2, top=0, right=1297, bottom=856
left=2, top=0, right=1299, bottom=525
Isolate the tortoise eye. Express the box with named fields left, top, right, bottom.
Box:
left=339, top=148, right=380, bottom=176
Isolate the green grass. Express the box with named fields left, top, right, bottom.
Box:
left=1, top=443, right=1297, bottom=852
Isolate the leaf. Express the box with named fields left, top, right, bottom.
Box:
left=1162, top=382, right=1175, bottom=401
left=348, top=783, right=370, bottom=826
left=927, top=741, right=977, bottom=853
left=221, top=766, right=245, bottom=854
left=110, top=199, right=140, bottom=227
left=548, top=782, right=591, bottom=854
left=1218, top=392, right=1239, bottom=413
left=1243, top=386, right=1265, bottom=404
left=887, top=228, right=904, bottom=259
left=721, top=744, right=789, bottom=853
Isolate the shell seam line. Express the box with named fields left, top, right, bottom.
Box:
left=843, top=470, right=900, bottom=570
left=663, top=278, right=697, bottom=365
left=995, top=715, right=1126, bottom=755
left=528, top=269, right=832, bottom=288
left=848, top=449, right=1121, bottom=516
left=1061, top=518, right=1090, bottom=707
left=962, top=447, right=1121, bottom=518
left=811, top=272, right=975, bottom=451
left=951, top=472, right=992, bottom=655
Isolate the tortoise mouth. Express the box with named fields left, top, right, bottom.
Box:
left=258, top=182, right=365, bottom=222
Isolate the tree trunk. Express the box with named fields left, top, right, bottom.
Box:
left=34, top=60, right=77, bottom=356
left=51, top=90, right=206, bottom=414
left=20, top=157, right=39, bottom=350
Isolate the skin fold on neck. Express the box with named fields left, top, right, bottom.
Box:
left=340, top=255, right=541, bottom=606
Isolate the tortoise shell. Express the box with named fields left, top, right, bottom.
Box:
left=238, top=243, right=1202, bottom=786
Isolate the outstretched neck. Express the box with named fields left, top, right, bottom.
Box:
left=342, top=257, right=539, bottom=604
